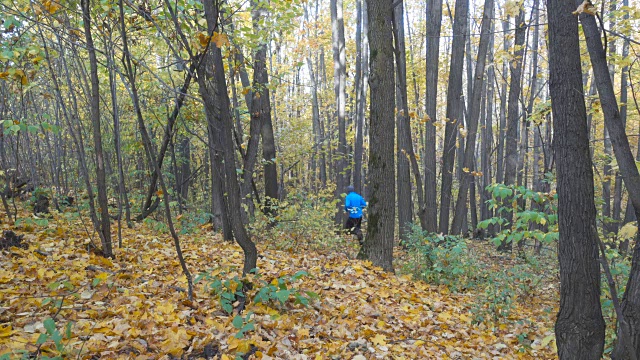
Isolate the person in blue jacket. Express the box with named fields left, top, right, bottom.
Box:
left=344, top=185, right=367, bottom=243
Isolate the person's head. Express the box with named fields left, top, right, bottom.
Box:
left=346, top=185, right=355, bottom=193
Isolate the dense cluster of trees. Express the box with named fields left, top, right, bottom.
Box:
left=2, top=0, right=640, bottom=357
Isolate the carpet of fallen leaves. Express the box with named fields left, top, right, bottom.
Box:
left=0, top=212, right=558, bottom=359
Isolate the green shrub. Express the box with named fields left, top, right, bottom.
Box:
left=400, top=224, right=475, bottom=290
left=477, top=183, right=558, bottom=249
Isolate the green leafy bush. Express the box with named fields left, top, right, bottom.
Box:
left=400, top=224, right=474, bottom=290
left=477, top=183, right=558, bottom=248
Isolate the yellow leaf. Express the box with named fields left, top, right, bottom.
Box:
left=198, top=33, right=210, bottom=47
left=619, top=222, right=637, bottom=240
left=211, top=32, right=229, bottom=48
left=96, top=272, right=109, bottom=282
left=463, top=167, right=470, bottom=173
left=371, top=333, right=387, bottom=346
left=0, top=324, right=13, bottom=338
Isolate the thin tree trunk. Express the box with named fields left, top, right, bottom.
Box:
left=394, top=0, right=414, bottom=239
left=451, top=0, right=493, bottom=235
left=82, top=0, right=113, bottom=258
left=498, top=8, right=526, bottom=252
left=423, top=0, right=442, bottom=233
left=579, top=5, right=640, bottom=358
left=438, top=0, right=468, bottom=234
left=496, top=17, right=509, bottom=185
left=331, top=0, right=348, bottom=226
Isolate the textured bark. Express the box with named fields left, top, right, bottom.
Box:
left=331, top=0, right=348, bottom=224
left=451, top=0, right=493, bottom=235
left=496, top=18, right=509, bottom=185
left=354, top=0, right=367, bottom=194
left=252, top=0, right=278, bottom=217
left=548, top=0, right=605, bottom=356
left=498, top=8, right=526, bottom=251
left=480, top=22, right=495, bottom=227
left=357, top=0, right=395, bottom=272
left=438, top=0, right=468, bottom=234
left=82, top=0, right=113, bottom=258
left=423, top=0, right=442, bottom=233
left=579, top=6, right=640, bottom=358
left=393, top=1, right=414, bottom=239
left=199, top=1, right=257, bottom=276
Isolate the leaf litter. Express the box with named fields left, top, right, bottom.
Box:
left=0, top=213, right=557, bottom=359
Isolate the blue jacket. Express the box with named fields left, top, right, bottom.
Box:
left=345, top=192, right=367, bottom=218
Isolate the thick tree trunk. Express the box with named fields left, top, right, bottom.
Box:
left=358, top=0, right=395, bottom=273
left=451, top=0, right=493, bottom=235
left=548, top=0, right=606, bottom=356
left=423, top=0, right=442, bottom=233
left=82, top=0, right=113, bottom=258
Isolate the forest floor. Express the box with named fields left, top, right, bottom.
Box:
left=0, top=209, right=559, bottom=359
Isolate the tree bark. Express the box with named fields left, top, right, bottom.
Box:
left=438, top=0, right=468, bottom=234
left=331, top=0, right=348, bottom=225
left=394, top=0, right=414, bottom=239
left=498, top=8, right=526, bottom=251
left=548, top=0, right=605, bottom=356
left=357, top=0, right=395, bottom=272
left=82, top=0, right=113, bottom=258
left=451, top=0, right=493, bottom=235
left=578, top=6, right=640, bottom=358
left=423, top=0, right=442, bottom=233
left=204, top=2, right=257, bottom=276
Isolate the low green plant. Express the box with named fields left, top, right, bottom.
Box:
left=477, top=183, right=558, bottom=249
left=195, top=269, right=318, bottom=317
left=400, top=224, right=474, bottom=290
left=250, top=186, right=342, bottom=251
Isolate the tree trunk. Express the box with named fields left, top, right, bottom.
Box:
left=451, top=0, right=493, bottom=235
left=357, top=0, right=395, bottom=273
left=394, top=0, right=414, bottom=239
left=354, top=0, right=367, bottom=194
left=199, top=1, right=258, bottom=276
left=579, top=6, right=640, bottom=358
left=496, top=17, right=509, bottom=185
left=548, top=0, right=606, bottom=356
left=423, top=0, right=442, bottom=233
left=498, top=7, right=526, bottom=252
left=82, top=0, right=113, bottom=258
left=331, top=0, right=348, bottom=225
left=438, top=0, right=468, bottom=234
